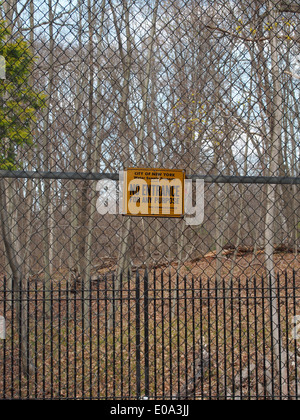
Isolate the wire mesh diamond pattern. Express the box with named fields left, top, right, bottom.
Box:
left=0, top=0, right=299, bottom=400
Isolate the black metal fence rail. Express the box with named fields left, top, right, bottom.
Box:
left=0, top=270, right=299, bottom=400
left=0, top=170, right=299, bottom=185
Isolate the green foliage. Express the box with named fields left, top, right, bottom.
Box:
left=0, top=20, right=46, bottom=169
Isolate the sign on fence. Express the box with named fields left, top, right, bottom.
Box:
left=123, top=168, right=185, bottom=218
left=96, top=169, right=204, bottom=225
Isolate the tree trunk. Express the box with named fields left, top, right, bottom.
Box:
left=110, top=0, right=134, bottom=284
left=68, top=0, right=84, bottom=290
left=264, top=2, right=288, bottom=398
left=39, top=0, right=55, bottom=317
left=0, top=178, right=34, bottom=376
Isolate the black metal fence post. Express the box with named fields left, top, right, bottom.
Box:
left=136, top=270, right=141, bottom=399
left=144, top=270, right=150, bottom=398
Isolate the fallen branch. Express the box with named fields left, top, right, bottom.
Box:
left=227, top=364, right=256, bottom=400
left=176, top=338, right=210, bottom=399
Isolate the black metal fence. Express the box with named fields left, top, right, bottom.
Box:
left=0, top=269, right=299, bottom=400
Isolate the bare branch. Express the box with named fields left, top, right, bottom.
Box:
left=279, top=1, right=300, bottom=13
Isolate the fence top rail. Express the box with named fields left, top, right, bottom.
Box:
left=0, top=170, right=299, bottom=185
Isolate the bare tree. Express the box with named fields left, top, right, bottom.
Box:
left=264, top=1, right=288, bottom=398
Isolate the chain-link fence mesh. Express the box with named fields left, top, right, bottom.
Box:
left=0, top=0, right=299, bottom=400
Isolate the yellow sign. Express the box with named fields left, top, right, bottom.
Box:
left=123, top=168, right=185, bottom=218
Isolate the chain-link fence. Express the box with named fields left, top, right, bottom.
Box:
left=0, top=0, right=299, bottom=400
